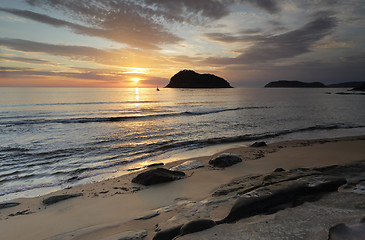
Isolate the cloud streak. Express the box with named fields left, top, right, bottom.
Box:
left=0, top=7, right=181, bottom=49
left=204, top=13, right=338, bottom=65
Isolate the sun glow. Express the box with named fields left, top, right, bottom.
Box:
left=132, top=77, right=141, bottom=83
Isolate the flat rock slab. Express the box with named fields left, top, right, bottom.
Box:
left=180, top=219, right=216, bottom=236
left=209, top=153, right=242, bottom=168
left=153, top=225, right=183, bottom=240
left=42, top=193, right=83, bottom=205
left=105, top=230, right=147, bottom=240
left=218, top=175, right=346, bottom=224
left=132, top=168, right=185, bottom=186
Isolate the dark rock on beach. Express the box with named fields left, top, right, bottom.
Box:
left=328, top=218, right=365, bottom=240
left=274, top=168, right=286, bottom=172
left=132, top=168, right=185, bottom=186
left=42, top=193, right=83, bottom=205
left=165, top=70, right=232, bottom=88
left=209, top=153, right=242, bottom=168
left=251, top=141, right=267, bottom=147
left=0, top=202, right=20, bottom=209
left=217, top=175, right=346, bottom=224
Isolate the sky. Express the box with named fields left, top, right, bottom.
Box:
left=0, top=0, right=364, bottom=87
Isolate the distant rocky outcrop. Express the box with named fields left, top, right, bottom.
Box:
left=265, top=80, right=326, bottom=88
left=327, top=81, right=365, bottom=88
left=165, top=70, right=232, bottom=88
left=265, top=80, right=365, bottom=89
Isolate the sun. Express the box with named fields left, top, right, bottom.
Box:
left=131, top=77, right=141, bottom=83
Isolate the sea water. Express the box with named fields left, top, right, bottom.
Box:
left=1, top=87, right=364, bottom=201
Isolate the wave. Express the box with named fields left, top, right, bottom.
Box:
left=1, top=106, right=269, bottom=126
left=143, top=123, right=364, bottom=152
left=0, top=100, right=159, bottom=108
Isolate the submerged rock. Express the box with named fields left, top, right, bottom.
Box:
left=42, top=193, right=83, bottom=205
left=328, top=218, right=365, bottom=240
left=250, top=141, right=267, bottom=147
left=147, top=163, right=164, bottom=168
left=209, top=153, right=242, bottom=168
left=132, top=168, right=185, bottom=186
left=0, top=202, right=20, bottom=209
left=170, top=160, right=204, bottom=171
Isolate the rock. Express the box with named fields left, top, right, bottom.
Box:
left=170, top=160, right=204, bottom=171
left=265, top=80, right=326, bottom=88
left=180, top=219, right=216, bottom=236
left=106, top=230, right=147, bottom=240
left=209, top=153, right=242, bottom=168
left=132, top=168, right=185, bottom=186
left=135, top=211, right=160, bottom=220
left=217, top=175, right=346, bottom=224
left=42, top=193, right=83, bottom=205
left=0, top=202, right=20, bottom=209
left=274, top=168, right=285, bottom=172
left=147, top=163, right=164, bottom=168
left=165, top=70, right=232, bottom=88
left=250, top=141, right=267, bottom=147
left=328, top=218, right=365, bottom=240
left=153, top=225, right=183, bottom=240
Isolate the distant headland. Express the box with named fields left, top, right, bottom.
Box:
left=265, top=80, right=365, bottom=89
left=265, top=80, right=326, bottom=88
left=165, top=70, right=233, bottom=88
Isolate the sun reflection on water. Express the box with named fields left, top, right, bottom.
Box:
left=135, top=87, right=140, bottom=107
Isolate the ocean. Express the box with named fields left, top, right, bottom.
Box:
left=1, top=87, right=364, bottom=201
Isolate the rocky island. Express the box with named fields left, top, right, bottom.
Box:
left=165, top=70, right=232, bottom=88
left=265, top=80, right=326, bottom=88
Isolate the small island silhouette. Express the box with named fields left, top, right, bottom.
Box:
left=165, top=70, right=232, bottom=88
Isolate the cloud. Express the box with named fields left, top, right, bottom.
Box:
left=0, top=7, right=180, bottom=49
left=0, top=55, right=54, bottom=64
left=143, top=0, right=231, bottom=21
left=0, top=38, right=150, bottom=67
left=242, top=0, right=281, bottom=14
left=204, top=13, right=338, bottom=65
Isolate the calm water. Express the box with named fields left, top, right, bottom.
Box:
left=0, top=87, right=364, bottom=201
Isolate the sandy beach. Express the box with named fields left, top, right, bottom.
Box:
left=1, top=135, right=364, bottom=240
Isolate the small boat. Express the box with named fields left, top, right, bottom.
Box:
left=156, top=87, right=160, bottom=91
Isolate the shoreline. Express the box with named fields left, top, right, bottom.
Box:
left=0, top=135, right=364, bottom=239
left=2, top=129, right=364, bottom=203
